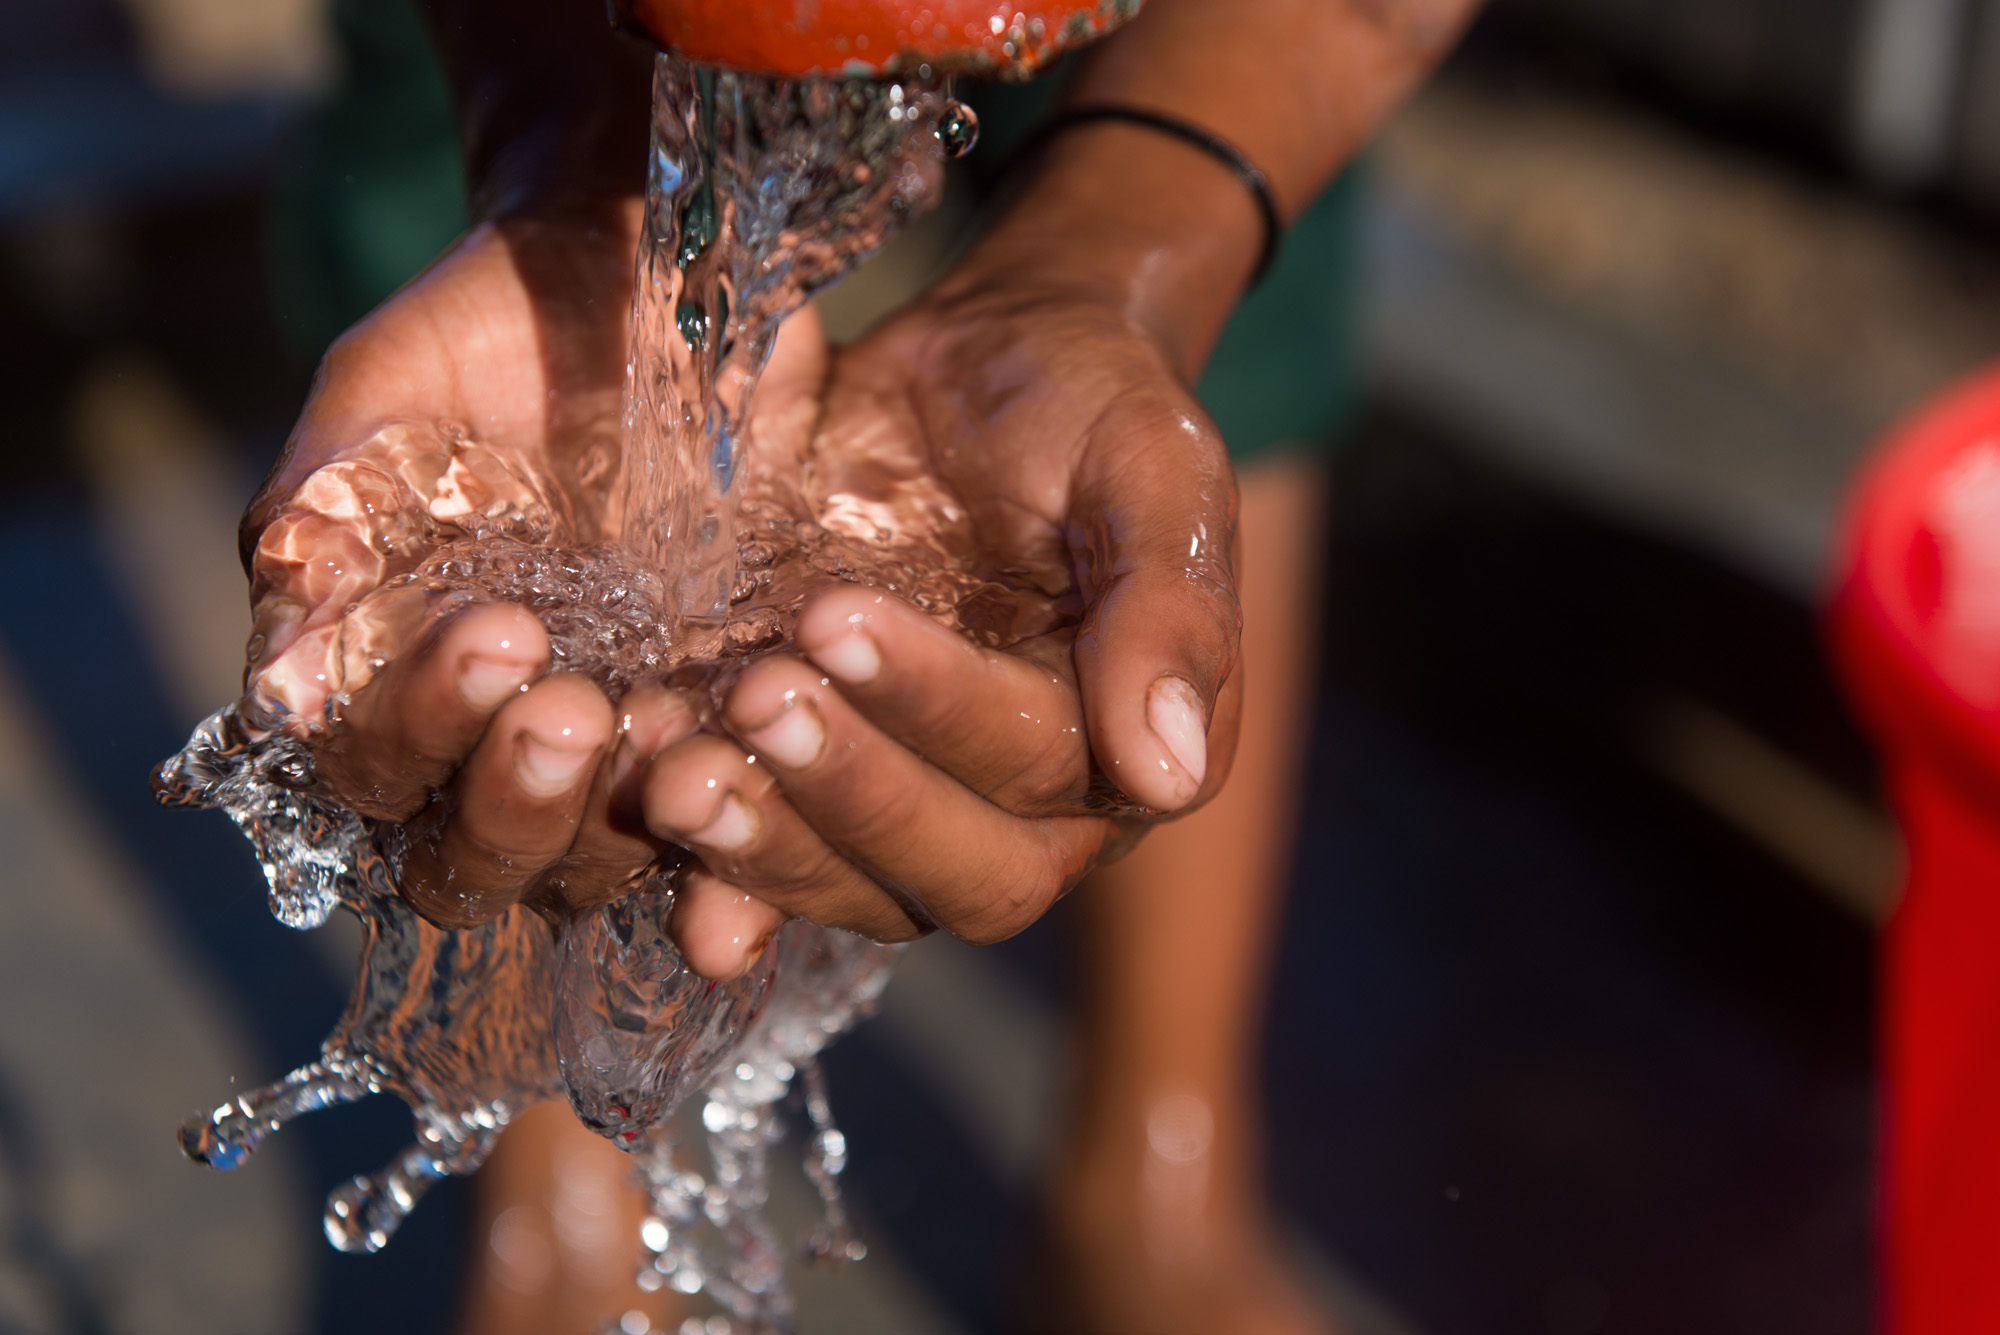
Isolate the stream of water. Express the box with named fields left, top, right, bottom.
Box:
left=155, top=53, right=1020, bottom=1333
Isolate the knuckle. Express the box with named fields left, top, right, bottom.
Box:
left=994, top=748, right=1090, bottom=814
left=951, top=843, right=1067, bottom=946
left=878, top=639, right=1007, bottom=744
left=833, top=780, right=928, bottom=858
left=461, top=814, right=573, bottom=869
left=953, top=893, right=1041, bottom=946
left=316, top=751, right=426, bottom=822
left=868, top=912, right=929, bottom=945
left=952, top=915, right=1017, bottom=948
left=398, top=861, right=499, bottom=930
left=748, top=837, right=853, bottom=900
left=541, top=842, right=654, bottom=906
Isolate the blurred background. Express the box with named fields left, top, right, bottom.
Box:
left=7, top=0, right=1999, bottom=1330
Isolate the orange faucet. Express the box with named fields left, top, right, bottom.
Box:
left=618, top=0, right=1142, bottom=78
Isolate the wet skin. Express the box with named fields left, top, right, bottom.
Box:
left=379, top=3, right=1491, bottom=1333
left=248, top=0, right=1484, bottom=980
left=243, top=208, right=1242, bottom=974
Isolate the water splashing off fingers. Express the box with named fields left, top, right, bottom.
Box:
left=156, top=54, right=1049, bottom=1332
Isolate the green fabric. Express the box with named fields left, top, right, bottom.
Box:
left=268, top=7, right=1360, bottom=460
left=266, top=0, right=467, bottom=361
left=1195, top=168, right=1362, bottom=463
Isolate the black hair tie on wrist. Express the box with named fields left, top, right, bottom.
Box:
left=1017, top=104, right=1283, bottom=284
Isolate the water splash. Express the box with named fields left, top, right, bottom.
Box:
left=156, top=53, right=1041, bottom=1332
left=165, top=719, right=566, bottom=1249
left=626, top=923, right=899, bottom=1325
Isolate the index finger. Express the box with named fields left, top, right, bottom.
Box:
left=791, top=586, right=1093, bottom=815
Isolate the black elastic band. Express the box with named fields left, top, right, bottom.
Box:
left=1019, top=105, right=1282, bottom=283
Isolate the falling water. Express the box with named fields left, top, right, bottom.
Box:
left=154, top=52, right=1044, bottom=1333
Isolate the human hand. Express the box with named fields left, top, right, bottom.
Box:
left=644, top=255, right=1244, bottom=976
left=242, top=195, right=1240, bottom=966
left=226, top=0, right=1481, bottom=991
left=239, top=207, right=658, bottom=929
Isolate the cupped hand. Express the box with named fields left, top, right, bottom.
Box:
left=243, top=207, right=1242, bottom=965
left=647, top=263, right=1245, bottom=976
left=241, top=207, right=648, bottom=928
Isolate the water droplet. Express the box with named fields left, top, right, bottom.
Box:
left=675, top=302, right=708, bottom=352
left=936, top=99, right=980, bottom=158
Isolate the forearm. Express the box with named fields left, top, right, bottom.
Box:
left=951, top=0, right=1484, bottom=377
left=413, top=0, right=1478, bottom=364
left=417, top=0, right=653, bottom=220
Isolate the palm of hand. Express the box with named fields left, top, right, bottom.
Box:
left=244, top=215, right=634, bottom=731
left=240, top=215, right=1239, bottom=963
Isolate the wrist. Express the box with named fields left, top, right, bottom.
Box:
left=942, top=119, right=1266, bottom=379
left=471, top=143, right=639, bottom=225
left=419, top=0, right=654, bottom=223
left=458, top=90, right=652, bottom=223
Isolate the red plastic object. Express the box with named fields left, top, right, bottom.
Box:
left=1830, top=361, right=2000, bottom=1334
left=620, top=0, right=1142, bottom=78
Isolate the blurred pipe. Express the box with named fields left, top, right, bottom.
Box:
left=1634, top=695, right=1901, bottom=924
left=1851, top=0, right=1974, bottom=189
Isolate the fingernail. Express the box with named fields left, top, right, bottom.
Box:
left=742, top=697, right=825, bottom=769
left=691, top=793, right=757, bottom=851
left=461, top=654, right=534, bottom=711
left=516, top=735, right=593, bottom=797
left=809, top=627, right=880, bottom=685
left=715, top=918, right=783, bottom=983
left=1147, top=676, right=1208, bottom=795
left=611, top=693, right=697, bottom=788
left=622, top=693, right=697, bottom=757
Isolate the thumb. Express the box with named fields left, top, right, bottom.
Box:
left=1069, top=396, right=1242, bottom=813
